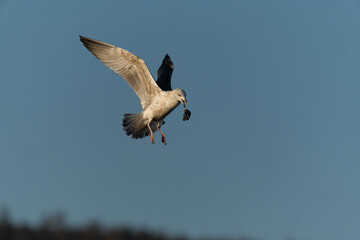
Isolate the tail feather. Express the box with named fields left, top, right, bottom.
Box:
left=122, top=113, right=147, bottom=139
left=122, top=113, right=166, bottom=140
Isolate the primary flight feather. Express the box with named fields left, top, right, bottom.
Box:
left=80, top=35, right=189, bottom=145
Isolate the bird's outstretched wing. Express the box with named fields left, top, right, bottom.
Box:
left=156, top=54, right=173, bottom=91
left=80, top=35, right=161, bottom=110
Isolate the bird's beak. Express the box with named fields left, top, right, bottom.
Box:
left=181, top=98, right=189, bottom=108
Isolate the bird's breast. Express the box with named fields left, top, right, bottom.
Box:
left=143, top=96, right=180, bottom=121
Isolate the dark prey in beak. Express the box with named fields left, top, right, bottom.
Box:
left=183, top=109, right=191, bottom=121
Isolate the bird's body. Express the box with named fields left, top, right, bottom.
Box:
left=143, top=90, right=183, bottom=121
left=80, top=35, right=189, bottom=145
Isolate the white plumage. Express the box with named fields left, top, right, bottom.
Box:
left=80, top=36, right=189, bottom=145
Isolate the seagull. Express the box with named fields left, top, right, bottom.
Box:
left=80, top=35, right=189, bottom=145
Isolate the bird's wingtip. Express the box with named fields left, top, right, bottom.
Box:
left=79, top=35, right=85, bottom=43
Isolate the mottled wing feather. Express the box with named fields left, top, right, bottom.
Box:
left=80, top=35, right=161, bottom=109
left=156, top=54, right=173, bottom=91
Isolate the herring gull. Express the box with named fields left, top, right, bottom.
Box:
left=80, top=35, right=189, bottom=145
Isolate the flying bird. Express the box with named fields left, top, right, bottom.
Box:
left=80, top=35, right=189, bottom=145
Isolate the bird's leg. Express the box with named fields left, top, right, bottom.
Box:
left=157, top=122, right=166, bottom=145
left=147, top=122, right=155, bottom=144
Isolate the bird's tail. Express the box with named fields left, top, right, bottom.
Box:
left=122, top=113, right=149, bottom=139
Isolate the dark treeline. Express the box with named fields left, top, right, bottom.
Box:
left=0, top=208, right=259, bottom=240
left=0, top=209, right=183, bottom=240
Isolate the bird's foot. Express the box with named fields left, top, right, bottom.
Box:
left=157, top=126, right=167, bottom=145
left=151, top=133, right=155, bottom=144
left=161, top=135, right=167, bottom=145
left=148, top=122, right=155, bottom=144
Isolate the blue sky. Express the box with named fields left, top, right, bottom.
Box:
left=1, top=1, right=360, bottom=239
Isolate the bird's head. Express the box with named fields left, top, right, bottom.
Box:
left=174, top=89, right=188, bottom=108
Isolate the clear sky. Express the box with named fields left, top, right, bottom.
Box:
left=1, top=1, right=360, bottom=239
